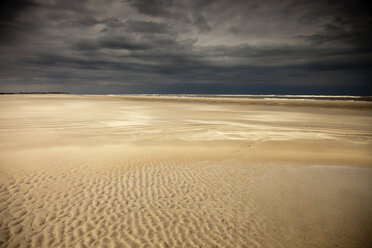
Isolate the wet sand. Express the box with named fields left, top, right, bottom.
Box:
left=0, top=95, right=371, bottom=247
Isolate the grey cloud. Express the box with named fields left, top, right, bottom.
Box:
left=75, top=16, right=101, bottom=26
left=99, top=36, right=151, bottom=50
left=125, top=20, right=169, bottom=33
left=60, top=16, right=101, bottom=27
left=73, top=34, right=186, bottom=52
left=73, top=37, right=149, bottom=51
left=127, top=0, right=173, bottom=17
left=301, top=18, right=372, bottom=51
left=103, top=18, right=126, bottom=28
left=193, top=14, right=211, bottom=32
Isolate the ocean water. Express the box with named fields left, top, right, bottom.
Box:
left=117, top=94, right=372, bottom=102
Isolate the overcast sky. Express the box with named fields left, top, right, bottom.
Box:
left=0, top=0, right=371, bottom=94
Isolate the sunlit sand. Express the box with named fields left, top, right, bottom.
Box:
left=0, top=95, right=371, bottom=247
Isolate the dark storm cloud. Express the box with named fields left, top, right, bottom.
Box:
left=0, top=0, right=38, bottom=43
left=0, top=0, right=35, bottom=23
left=0, top=0, right=371, bottom=94
left=298, top=0, right=372, bottom=50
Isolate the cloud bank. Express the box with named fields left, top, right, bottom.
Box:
left=0, top=0, right=371, bottom=94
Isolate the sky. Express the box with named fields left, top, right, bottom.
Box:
left=0, top=0, right=371, bottom=94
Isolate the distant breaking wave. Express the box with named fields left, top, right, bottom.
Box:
left=115, top=94, right=372, bottom=102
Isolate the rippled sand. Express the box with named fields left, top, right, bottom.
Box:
left=0, top=95, right=371, bottom=247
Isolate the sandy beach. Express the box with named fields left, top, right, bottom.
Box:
left=0, top=94, right=371, bottom=248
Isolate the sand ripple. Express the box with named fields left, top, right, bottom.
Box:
left=1, top=155, right=371, bottom=247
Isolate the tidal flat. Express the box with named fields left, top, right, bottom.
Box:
left=0, top=94, right=371, bottom=248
